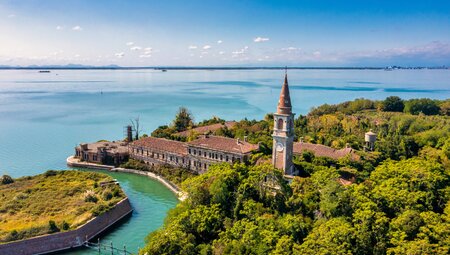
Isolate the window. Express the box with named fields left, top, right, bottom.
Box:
left=162, top=154, right=165, bottom=159
left=176, top=157, right=179, bottom=163
left=215, top=154, right=218, bottom=159
left=277, top=118, right=283, bottom=130
left=194, top=150, right=197, bottom=155
left=204, top=152, right=207, bottom=157
left=220, top=154, right=223, bottom=161
left=226, top=155, right=229, bottom=161
left=204, top=163, right=207, bottom=169
left=93, top=155, right=97, bottom=161
left=209, top=152, right=211, bottom=158
left=189, top=148, right=191, bottom=154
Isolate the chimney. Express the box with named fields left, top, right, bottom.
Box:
left=300, top=137, right=304, bottom=143
left=237, top=138, right=240, bottom=144
left=244, top=136, right=248, bottom=142
left=127, top=125, right=133, bottom=142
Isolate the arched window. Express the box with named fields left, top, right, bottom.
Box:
left=277, top=118, right=283, bottom=130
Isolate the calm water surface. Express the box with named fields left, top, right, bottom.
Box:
left=0, top=69, right=449, bottom=253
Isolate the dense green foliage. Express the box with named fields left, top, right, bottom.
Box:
left=140, top=158, right=449, bottom=255
left=0, top=170, right=125, bottom=243
left=140, top=97, right=449, bottom=255
left=121, top=159, right=197, bottom=186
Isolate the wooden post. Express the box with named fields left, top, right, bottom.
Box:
left=123, top=245, right=126, bottom=255
left=98, top=238, right=101, bottom=254
left=111, top=241, right=114, bottom=255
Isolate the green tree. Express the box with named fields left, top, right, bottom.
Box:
left=404, top=98, right=440, bottom=115
left=295, top=218, right=355, bottom=255
left=173, top=107, right=194, bottom=132
left=382, top=96, right=404, bottom=112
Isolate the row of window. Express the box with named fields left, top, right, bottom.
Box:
left=133, top=148, right=185, bottom=165
left=188, top=148, right=241, bottom=163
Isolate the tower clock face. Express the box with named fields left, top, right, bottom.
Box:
left=276, top=142, right=284, bottom=152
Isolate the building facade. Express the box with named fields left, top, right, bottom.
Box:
left=128, top=135, right=259, bottom=173
left=272, top=73, right=295, bottom=175
left=74, top=141, right=129, bottom=166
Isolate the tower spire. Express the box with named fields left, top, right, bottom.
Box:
left=277, top=69, right=292, bottom=114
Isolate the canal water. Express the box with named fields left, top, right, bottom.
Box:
left=0, top=69, right=449, bottom=253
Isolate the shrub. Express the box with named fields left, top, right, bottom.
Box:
left=48, top=220, right=59, bottom=233
left=61, top=221, right=70, bottom=230
left=84, top=190, right=98, bottom=203
left=103, top=191, right=113, bottom=201
left=0, top=175, right=14, bottom=185
left=43, top=170, right=58, bottom=177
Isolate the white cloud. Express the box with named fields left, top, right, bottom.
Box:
left=232, top=48, right=247, bottom=55
left=203, top=45, right=211, bottom=50
left=130, top=46, right=142, bottom=51
left=72, top=26, right=83, bottom=31
left=144, top=47, right=152, bottom=52
left=115, top=52, right=125, bottom=58
left=74, top=54, right=80, bottom=58
left=56, top=26, right=63, bottom=30
left=188, top=45, right=198, bottom=50
left=126, top=42, right=134, bottom=46
left=254, top=37, right=269, bottom=43
left=139, top=54, right=152, bottom=58
left=217, top=40, right=223, bottom=44
left=313, top=51, right=321, bottom=57
left=219, top=51, right=225, bottom=55
left=8, top=14, right=15, bottom=18
left=281, top=47, right=299, bottom=51
left=201, top=51, right=209, bottom=55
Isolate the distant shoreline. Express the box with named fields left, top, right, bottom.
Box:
left=0, top=66, right=448, bottom=70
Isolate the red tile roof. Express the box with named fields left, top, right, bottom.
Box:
left=131, top=137, right=188, bottom=155
left=187, top=135, right=259, bottom=154
left=175, top=121, right=237, bottom=137
left=293, top=142, right=358, bottom=160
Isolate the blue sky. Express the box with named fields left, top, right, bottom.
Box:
left=1, top=0, right=449, bottom=67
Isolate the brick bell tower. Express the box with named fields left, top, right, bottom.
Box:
left=272, top=71, right=295, bottom=175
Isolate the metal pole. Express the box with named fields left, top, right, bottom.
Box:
left=111, top=241, right=113, bottom=255
left=98, top=238, right=101, bottom=254
left=123, top=245, right=126, bottom=255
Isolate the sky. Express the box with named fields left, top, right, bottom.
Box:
left=1, top=0, right=449, bottom=67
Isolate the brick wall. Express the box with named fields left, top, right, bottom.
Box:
left=0, top=198, right=133, bottom=255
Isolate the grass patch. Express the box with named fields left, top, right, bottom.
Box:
left=0, top=170, right=125, bottom=243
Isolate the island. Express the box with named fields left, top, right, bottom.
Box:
left=0, top=170, right=132, bottom=255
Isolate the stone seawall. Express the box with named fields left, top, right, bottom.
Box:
left=0, top=198, right=133, bottom=255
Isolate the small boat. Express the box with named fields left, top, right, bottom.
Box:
left=161, top=69, right=167, bottom=72
left=39, top=70, right=51, bottom=73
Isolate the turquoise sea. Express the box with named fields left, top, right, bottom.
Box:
left=0, top=69, right=449, bottom=254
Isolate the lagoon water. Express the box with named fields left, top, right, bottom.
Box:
left=0, top=69, right=449, bottom=253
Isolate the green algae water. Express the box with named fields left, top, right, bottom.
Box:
left=0, top=69, right=449, bottom=253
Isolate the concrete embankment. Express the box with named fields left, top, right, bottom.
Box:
left=0, top=198, right=133, bottom=255
left=67, top=156, right=187, bottom=201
